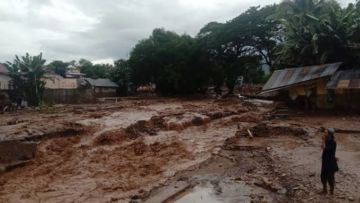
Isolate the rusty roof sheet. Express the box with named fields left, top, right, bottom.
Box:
left=327, top=69, right=360, bottom=89
left=262, top=62, right=342, bottom=93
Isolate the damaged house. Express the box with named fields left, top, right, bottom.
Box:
left=261, top=62, right=360, bottom=110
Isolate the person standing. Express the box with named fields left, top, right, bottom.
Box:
left=321, top=128, right=339, bottom=195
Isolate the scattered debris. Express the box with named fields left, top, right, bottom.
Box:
left=247, top=129, right=254, bottom=139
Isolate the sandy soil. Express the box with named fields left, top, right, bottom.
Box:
left=0, top=98, right=359, bottom=203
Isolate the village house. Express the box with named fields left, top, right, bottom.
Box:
left=0, top=64, right=79, bottom=91
left=84, top=78, right=119, bottom=97
left=64, top=69, right=85, bottom=78
left=0, top=64, right=119, bottom=104
left=261, top=62, right=360, bottom=110
left=40, top=73, right=120, bottom=103
left=43, top=73, right=79, bottom=89
left=0, top=64, right=12, bottom=91
left=41, top=73, right=91, bottom=104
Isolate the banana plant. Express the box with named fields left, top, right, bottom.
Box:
left=5, top=53, right=46, bottom=106
left=275, top=0, right=360, bottom=68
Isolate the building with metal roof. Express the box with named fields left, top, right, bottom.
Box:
left=261, top=63, right=360, bottom=110
left=84, top=78, right=118, bottom=97
left=327, top=69, right=360, bottom=90
left=84, top=78, right=119, bottom=88
left=262, top=62, right=342, bottom=94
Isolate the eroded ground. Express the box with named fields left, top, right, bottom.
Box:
left=0, top=98, right=359, bottom=203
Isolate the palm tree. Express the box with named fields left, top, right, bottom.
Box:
left=5, top=53, right=47, bottom=106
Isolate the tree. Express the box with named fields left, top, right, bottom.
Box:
left=197, top=6, right=276, bottom=94
left=5, top=53, right=46, bottom=106
left=47, top=60, right=71, bottom=76
left=78, top=59, right=112, bottom=79
left=128, top=28, right=211, bottom=94
left=78, top=59, right=94, bottom=78
left=275, top=0, right=360, bottom=68
left=223, top=5, right=280, bottom=69
left=110, top=59, right=131, bottom=95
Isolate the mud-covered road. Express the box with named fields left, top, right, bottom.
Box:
left=0, top=98, right=359, bottom=203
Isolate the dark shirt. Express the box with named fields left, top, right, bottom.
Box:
left=321, top=139, right=338, bottom=173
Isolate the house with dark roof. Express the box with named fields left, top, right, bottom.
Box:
left=65, top=70, right=85, bottom=78
left=84, top=78, right=119, bottom=97
left=261, top=63, right=360, bottom=110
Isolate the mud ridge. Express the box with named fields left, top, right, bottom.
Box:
left=22, top=123, right=89, bottom=142
left=235, top=122, right=309, bottom=139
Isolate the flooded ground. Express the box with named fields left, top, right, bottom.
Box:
left=0, top=97, right=359, bottom=202
left=173, top=184, right=223, bottom=203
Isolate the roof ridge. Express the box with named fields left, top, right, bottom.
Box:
left=275, top=62, right=343, bottom=72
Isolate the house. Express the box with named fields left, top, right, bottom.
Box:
left=84, top=78, right=118, bottom=97
left=1, top=66, right=79, bottom=91
left=43, top=73, right=79, bottom=89
left=0, top=64, right=12, bottom=90
left=65, top=70, right=85, bottom=78
left=0, top=65, right=118, bottom=103
left=326, top=69, right=360, bottom=109
left=42, top=74, right=93, bottom=104
left=261, top=62, right=360, bottom=110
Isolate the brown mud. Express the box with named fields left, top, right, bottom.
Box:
left=0, top=98, right=359, bottom=202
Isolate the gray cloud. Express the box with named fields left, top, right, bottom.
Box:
left=0, top=0, right=355, bottom=63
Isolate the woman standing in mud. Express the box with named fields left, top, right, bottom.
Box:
left=320, top=128, right=338, bottom=195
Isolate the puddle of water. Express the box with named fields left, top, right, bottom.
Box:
left=169, top=179, right=266, bottom=203
left=174, top=186, right=222, bottom=203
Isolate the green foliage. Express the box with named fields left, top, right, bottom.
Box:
left=4, top=0, right=359, bottom=98
left=197, top=6, right=275, bottom=93
left=126, top=0, right=360, bottom=95
left=47, top=60, right=74, bottom=76
left=275, top=0, right=360, bottom=68
left=110, top=59, right=131, bottom=95
left=5, top=53, right=46, bottom=106
left=78, top=59, right=112, bottom=79
left=128, top=28, right=211, bottom=94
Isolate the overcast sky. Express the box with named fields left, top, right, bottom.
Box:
left=0, top=0, right=355, bottom=64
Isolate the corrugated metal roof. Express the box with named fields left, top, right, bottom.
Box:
left=262, top=62, right=342, bottom=93
left=85, top=78, right=119, bottom=88
left=327, top=69, right=360, bottom=89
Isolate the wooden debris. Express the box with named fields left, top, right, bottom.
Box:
left=247, top=129, right=254, bottom=139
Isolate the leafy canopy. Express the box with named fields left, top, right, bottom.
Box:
left=275, top=0, right=360, bottom=67
left=129, top=28, right=211, bottom=94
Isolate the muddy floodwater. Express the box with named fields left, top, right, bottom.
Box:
left=0, top=98, right=359, bottom=202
